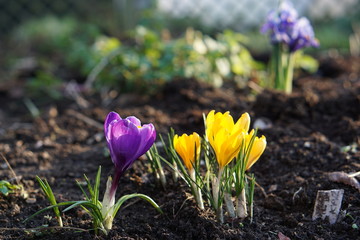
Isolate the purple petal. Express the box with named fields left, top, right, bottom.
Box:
left=289, top=17, right=319, bottom=52
left=111, top=132, right=141, bottom=172
left=126, top=116, right=141, bottom=127
left=104, top=112, right=121, bottom=141
left=134, top=123, right=156, bottom=158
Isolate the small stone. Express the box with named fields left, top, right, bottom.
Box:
left=11, top=204, right=21, bottom=215
left=26, top=197, right=37, bottom=204
left=253, top=118, right=272, bottom=130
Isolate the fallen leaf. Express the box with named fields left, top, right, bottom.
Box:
left=278, top=232, right=291, bottom=240
left=328, top=171, right=360, bottom=192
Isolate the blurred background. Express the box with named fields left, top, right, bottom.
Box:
left=0, top=0, right=359, bottom=98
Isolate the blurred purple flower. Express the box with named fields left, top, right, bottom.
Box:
left=104, top=111, right=156, bottom=187
left=289, top=17, right=319, bottom=52
left=261, top=1, right=319, bottom=52
left=261, top=1, right=298, bottom=44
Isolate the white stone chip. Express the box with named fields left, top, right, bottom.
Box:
left=312, top=189, right=344, bottom=224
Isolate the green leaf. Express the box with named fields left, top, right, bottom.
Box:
left=112, top=193, right=162, bottom=218
left=0, top=180, right=21, bottom=196
left=294, top=52, right=319, bottom=73
left=93, top=166, right=102, bottom=205
left=24, top=201, right=78, bottom=223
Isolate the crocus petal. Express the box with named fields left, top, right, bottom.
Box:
left=126, top=116, right=141, bottom=127
left=289, top=17, right=319, bottom=52
left=108, top=120, right=141, bottom=171
left=234, top=112, right=250, bottom=134
left=104, top=111, right=122, bottom=141
left=246, top=136, right=266, bottom=170
left=132, top=123, right=156, bottom=162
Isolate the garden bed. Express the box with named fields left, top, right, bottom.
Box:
left=0, top=56, right=359, bottom=239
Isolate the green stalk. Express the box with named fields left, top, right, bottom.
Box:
left=284, top=52, right=295, bottom=94
left=235, top=187, right=247, bottom=219
left=273, top=43, right=284, bottom=90
left=147, top=146, right=167, bottom=189
left=223, top=167, right=235, bottom=218
left=189, top=168, right=204, bottom=210
left=248, top=174, right=256, bottom=223
left=212, top=168, right=224, bottom=223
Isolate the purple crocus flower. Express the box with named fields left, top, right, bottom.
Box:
left=104, top=111, right=156, bottom=194
left=101, top=111, right=156, bottom=231
left=288, top=17, right=319, bottom=52
left=261, top=1, right=319, bottom=52
left=261, top=1, right=298, bottom=44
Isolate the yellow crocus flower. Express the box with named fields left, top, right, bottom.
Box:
left=205, top=110, right=250, bottom=168
left=244, top=130, right=267, bottom=170
left=173, top=132, right=201, bottom=171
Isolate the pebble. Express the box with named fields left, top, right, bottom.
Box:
left=26, top=197, right=37, bottom=204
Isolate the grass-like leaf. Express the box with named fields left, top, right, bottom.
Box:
left=24, top=201, right=78, bottom=223
left=35, top=176, right=63, bottom=227
left=112, top=193, right=162, bottom=218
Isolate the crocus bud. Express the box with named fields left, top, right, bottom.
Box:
left=173, top=132, right=201, bottom=171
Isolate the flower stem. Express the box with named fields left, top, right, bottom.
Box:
left=212, top=168, right=224, bottom=223
left=224, top=192, right=235, bottom=218
left=190, top=169, right=204, bottom=210
left=57, top=217, right=63, bottom=228
left=235, top=188, right=248, bottom=219
left=102, top=170, right=121, bottom=233
left=285, top=52, right=295, bottom=94
left=273, top=43, right=284, bottom=90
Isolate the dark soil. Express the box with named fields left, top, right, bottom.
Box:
left=0, top=56, right=359, bottom=240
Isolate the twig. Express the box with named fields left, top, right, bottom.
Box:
left=1, top=153, right=20, bottom=185
left=248, top=81, right=264, bottom=94
left=0, top=226, right=88, bottom=232
left=292, top=187, right=303, bottom=204
left=246, top=175, right=267, bottom=198
left=66, top=109, right=103, bottom=130
left=174, top=196, right=192, bottom=219
left=85, top=49, right=122, bottom=89
left=348, top=171, right=360, bottom=178
left=23, top=98, right=40, bottom=118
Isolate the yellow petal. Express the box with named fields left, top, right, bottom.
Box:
left=246, top=135, right=266, bottom=170
left=234, top=112, right=250, bottom=133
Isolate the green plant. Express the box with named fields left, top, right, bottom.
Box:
left=26, top=112, right=162, bottom=235
left=261, top=1, right=319, bottom=93
left=0, top=180, right=22, bottom=196
left=86, top=26, right=263, bottom=93
left=36, top=177, right=63, bottom=227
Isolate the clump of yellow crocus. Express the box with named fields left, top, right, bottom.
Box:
left=205, top=110, right=250, bottom=222
left=173, top=132, right=204, bottom=209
